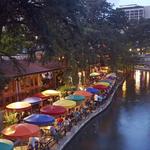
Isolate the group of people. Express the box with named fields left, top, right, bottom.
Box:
left=26, top=80, right=115, bottom=149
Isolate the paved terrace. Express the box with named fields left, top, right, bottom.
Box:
left=51, top=79, right=124, bottom=150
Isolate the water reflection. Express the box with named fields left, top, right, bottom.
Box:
left=64, top=70, right=150, bottom=150
left=122, top=81, right=126, bottom=98
left=134, top=70, right=141, bottom=94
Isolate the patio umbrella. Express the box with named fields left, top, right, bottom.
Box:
left=22, top=97, right=42, bottom=105
left=1, top=123, right=40, bottom=140
left=40, top=105, right=66, bottom=116
left=23, top=114, right=54, bottom=126
left=33, top=93, right=50, bottom=100
left=42, top=90, right=60, bottom=97
left=53, top=100, right=76, bottom=109
left=6, top=102, right=31, bottom=112
left=74, top=90, right=92, bottom=98
left=65, top=95, right=85, bottom=101
left=0, top=139, right=14, bottom=150
left=94, top=82, right=110, bottom=86
left=86, top=87, right=99, bottom=94
left=93, top=84, right=109, bottom=90
left=90, top=72, right=100, bottom=77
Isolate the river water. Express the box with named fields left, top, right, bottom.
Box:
left=64, top=70, right=150, bottom=150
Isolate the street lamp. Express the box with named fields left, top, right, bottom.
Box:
left=78, top=72, right=82, bottom=85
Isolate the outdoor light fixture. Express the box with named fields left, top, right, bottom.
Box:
left=78, top=72, right=82, bottom=85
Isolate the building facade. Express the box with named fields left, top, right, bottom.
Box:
left=119, top=4, right=150, bottom=21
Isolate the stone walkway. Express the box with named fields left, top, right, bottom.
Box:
left=52, top=80, right=123, bottom=150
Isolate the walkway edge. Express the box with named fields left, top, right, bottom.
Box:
left=56, top=80, right=124, bottom=150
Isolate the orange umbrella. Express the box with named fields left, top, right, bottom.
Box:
left=1, top=123, right=40, bottom=140
left=74, top=90, right=92, bottom=98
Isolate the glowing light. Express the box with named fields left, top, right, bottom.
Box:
left=134, top=70, right=141, bottom=94
left=146, top=72, right=150, bottom=88
left=122, top=80, right=127, bottom=98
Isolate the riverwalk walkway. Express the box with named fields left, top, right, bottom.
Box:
left=51, top=79, right=123, bottom=150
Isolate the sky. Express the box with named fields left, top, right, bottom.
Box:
left=107, top=0, right=150, bottom=7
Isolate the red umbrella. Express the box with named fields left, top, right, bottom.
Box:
left=93, top=84, right=109, bottom=90
left=33, top=93, right=50, bottom=100
left=73, top=91, right=92, bottom=98
left=40, top=105, right=66, bottom=116
left=1, top=123, right=40, bottom=140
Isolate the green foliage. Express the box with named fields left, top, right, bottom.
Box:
left=4, top=112, right=18, bottom=126
left=58, top=85, right=77, bottom=97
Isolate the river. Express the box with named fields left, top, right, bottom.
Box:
left=64, top=70, right=150, bottom=150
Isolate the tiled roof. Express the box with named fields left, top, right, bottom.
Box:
left=0, top=60, right=63, bottom=78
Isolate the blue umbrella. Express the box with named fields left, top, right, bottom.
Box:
left=23, top=114, right=55, bottom=126
left=22, top=97, right=42, bottom=105
left=0, top=139, right=14, bottom=150
left=86, top=87, right=99, bottom=94
left=65, top=95, right=85, bottom=101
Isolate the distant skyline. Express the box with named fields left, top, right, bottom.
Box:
left=107, top=0, right=150, bottom=7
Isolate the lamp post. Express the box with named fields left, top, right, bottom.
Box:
left=78, top=72, right=82, bottom=85
left=82, top=71, right=85, bottom=85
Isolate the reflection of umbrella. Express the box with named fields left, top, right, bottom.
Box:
left=40, top=105, right=66, bottom=116
left=93, top=85, right=109, bottom=90
left=65, top=95, right=85, bottom=101
left=42, top=90, right=60, bottom=97
left=86, top=87, right=99, bottom=94
left=23, top=114, right=54, bottom=126
left=53, top=100, right=76, bottom=109
left=0, top=139, right=14, bottom=150
left=90, top=72, right=100, bottom=77
left=34, top=93, right=49, bottom=99
left=22, top=97, right=42, bottom=105
left=1, top=123, right=40, bottom=140
left=94, top=82, right=110, bottom=86
left=74, top=91, right=92, bottom=98
left=6, top=102, right=31, bottom=112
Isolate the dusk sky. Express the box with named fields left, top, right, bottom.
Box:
left=107, top=0, right=150, bottom=7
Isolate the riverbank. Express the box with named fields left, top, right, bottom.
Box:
left=52, top=79, right=124, bottom=150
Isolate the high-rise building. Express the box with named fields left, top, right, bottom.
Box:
left=119, top=4, right=150, bottom=21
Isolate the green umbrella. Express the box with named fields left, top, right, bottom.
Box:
left=65, top=95, right=85, bottom=101
left=0, top=139, right=13, bottom=150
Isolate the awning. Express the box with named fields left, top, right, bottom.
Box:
left=40, top=105, right=66, bottom=116
left=22, top=97, right=42, bottom=105
left=23, top=114, right=54, bottom=126
left=6, top=102, right=31, bottom=112
left=86, top=87, right=99, bottom=94
left=90, top=72, right=100, bottom=77
left=94, top=82, right=110, bottom=86
left=93, top=84, right=109, bottom=90
left=53, top=100, right=76, bottom=109
left=42, top=90, right=60, bottom=97
left=65, top=95, right=85, bottom=101
left=0, top=139, right=14, bottom=150
left=74, top=90, right=92, bottom=98
left=1, top=123, right=40, bottom=140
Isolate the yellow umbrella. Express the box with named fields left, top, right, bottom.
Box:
left=42, top=90, right=60, bottom=97
left=6, top=102, right=31, bottom=112
left=53, top=100, right=76, bottom=109
left=94, top=82, right=110, bottom=86
left=90, top=72, right=100, bottom=77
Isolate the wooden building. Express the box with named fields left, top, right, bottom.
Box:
left=0, top=60, right=67, bottom=106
